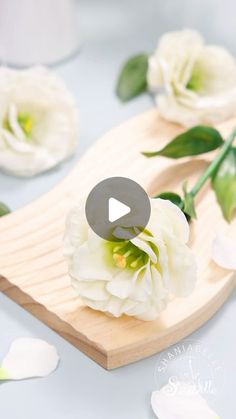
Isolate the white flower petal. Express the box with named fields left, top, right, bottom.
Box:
left=148, top=29, right=203, bottom=90
left=63, top=204, right=88, bottom=259
left=70, top=242, right=114, bottom=281
left=1, top=129, right=33, bottom=153
left=212, top=234, right=236, bottom=270
left=1, top=338, right=59, bottom=380
left=72, top=278, right=109, bottom=301
left=131, top=236, right=157, bottom=263
left=193, top=46, right=236, bottom=95
left=129, top=263, right=152, bottom=302
left=8, top=103, right=27, bottom=141
left=150, top=198, right=190, bottom=243
left=151, top=380, right=220, bottom=419
left=166, top=236, right=197, bottom=297
left=106, top=268, right=138, bottom=299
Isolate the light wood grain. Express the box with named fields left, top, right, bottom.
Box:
left=0, top=110, right=235, bottom=369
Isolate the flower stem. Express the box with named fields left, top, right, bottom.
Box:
left=190, top=128, right=236, bottom=197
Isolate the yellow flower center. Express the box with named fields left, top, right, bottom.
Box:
left=4, top=111, right=34, bottom=139
left=108, top=241, right=149, bottom=270
left=17, top=113, right=34, bottom=137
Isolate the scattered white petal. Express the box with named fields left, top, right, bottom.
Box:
left=151, top=380, right=220, bottom=419
left=212, top=234, right=236, bottom=270
left=1, top=338, right=59, bottom=380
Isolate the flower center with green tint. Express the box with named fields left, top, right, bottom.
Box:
left=4, top=112, right=34, bottom=138
left=111, top=241, right=149, bottom=269
left=0, top=367, right=9, bottom=380
left=105, top=238, right=151, bottom=270
left=186, top=65, right=203, bottom=91
left=17, top=113, right=34, bottom=137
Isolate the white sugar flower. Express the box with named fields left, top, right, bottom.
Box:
left=147, top=29, right=236, bottom=127
left=0, top=66, right=78, bottom=177
left=0, top=338, right=59, bottom=380
left=64, top=198, right=197, bottom=321
left=151, top=379, right=220, bottom=419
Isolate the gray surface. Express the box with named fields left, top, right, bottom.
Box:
left=0, top=1, right=235, bottom=418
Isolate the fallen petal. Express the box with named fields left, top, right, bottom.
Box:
left=1, top=338, right=59, bottom=380
left=151, top=380, right=220, bottom=419
left=212, top=234, right=236, bottom=270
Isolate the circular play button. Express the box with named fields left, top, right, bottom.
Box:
left=85, top=177, right=151, bottom=242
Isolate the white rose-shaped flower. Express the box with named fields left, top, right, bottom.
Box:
left=147, top=29, right=236, bottom=127
left=0, top=66, right=78, bottom=177
left=64, top=198, right=197, bottom=321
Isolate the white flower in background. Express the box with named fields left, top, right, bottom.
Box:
left=63, top=198, right=197, bottom=321
left=147, top=29, right=236, bottom=127
left=0, top=338, right=59, bottom=380
left=0, top=66, right=78, bottom=177
left=212, top=233, right=236, bottom=270
left=151, top=379, right=220, bottom=419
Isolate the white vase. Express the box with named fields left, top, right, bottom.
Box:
left=0, top=0, right=79, bottom=67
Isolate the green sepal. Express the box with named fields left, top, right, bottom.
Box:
left=183, top=182, right=197, bottom=219
left=155, top=192, right=184, bottom=210
left=154, top=191, right=191, bottom=222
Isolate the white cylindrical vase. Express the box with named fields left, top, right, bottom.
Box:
left=0, top=0, right=79, bottom=67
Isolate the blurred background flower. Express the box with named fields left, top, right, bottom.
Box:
left=0, top=66, right=79, bottom=177
left=148, top=29, right=236, bottom=126
left=116, top=29, right=236, bottom=127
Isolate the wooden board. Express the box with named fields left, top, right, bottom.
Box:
left=0, top=110, right=235, bottom=369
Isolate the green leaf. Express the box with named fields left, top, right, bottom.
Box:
left=142, top=126, right=224, bottom=158
left=155, top=192, right=184, bottom=210
left=212, top=147, right=236, bottom=222
left=0, top=202, right=10, bottom=217
left=183, top=183, right=197, bottom=219
left=116, top=53, right=148, bottom=102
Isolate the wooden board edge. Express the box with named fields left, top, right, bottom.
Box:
left=0, top=275, right=109, bottom=369
left=106, top=277, right=236, bottom=369
left=1, top=275, right=235, bottom=370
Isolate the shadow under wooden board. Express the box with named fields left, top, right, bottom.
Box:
left=0, top=109, right=235, bottom=369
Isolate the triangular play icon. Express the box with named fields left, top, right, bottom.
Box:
left=108, top=197, right=131, bottom=223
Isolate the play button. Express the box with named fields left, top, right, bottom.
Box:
left=108, top=198, right=130, bottom=222
left=85, top=177, right=151, bottom=242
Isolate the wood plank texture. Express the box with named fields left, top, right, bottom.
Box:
left=0, top=110, right=235, bottom=369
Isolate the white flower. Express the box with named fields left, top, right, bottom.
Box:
left=0, top=338, right=59, bottom=380
left=151, top=379, right=220, bottom=419
left=212, top=233, right=236, bottom=270
left=147, top=29, right=236, bottom=127
left=0, top=66, right=78, bottom=177
left=63, top=198, right=197, bottom=321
